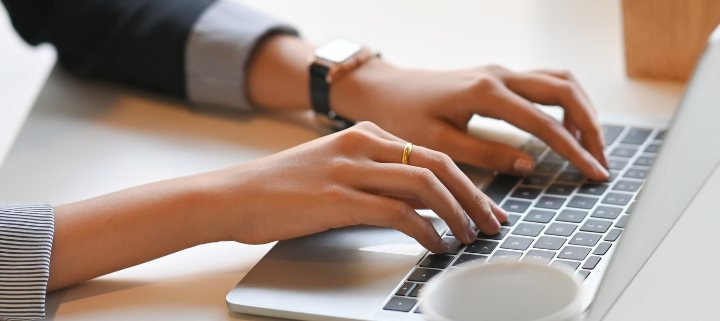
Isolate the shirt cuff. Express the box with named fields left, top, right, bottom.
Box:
left=0, top=203, right=54, bottom=321
left=186, top=1, right=299, bottom=112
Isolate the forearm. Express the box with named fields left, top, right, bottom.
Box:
left=47, top=173, right=229, bottom=291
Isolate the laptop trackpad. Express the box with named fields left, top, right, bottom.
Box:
left=227, top=211, right=447, bottom=320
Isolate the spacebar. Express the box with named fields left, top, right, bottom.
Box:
left=484, top=174, right=521, bottom=204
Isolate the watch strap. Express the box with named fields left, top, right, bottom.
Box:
left=309, top=63, right=356, bottom=130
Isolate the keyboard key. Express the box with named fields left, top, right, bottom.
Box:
left=558, top=246, right=591, bottom=261
left=513, top=223, right=545, bottom=237
left=484, top=174, right=522, bottom=204
left=566, top=196, right=598, bottom=209
left=545, top=223, right=577, bottom=237
left=395, top=282, right=417, bottom=296
left=501, top=236, right=534, bottom=250
left=645, top=144, right=660, bottom=153
left=443, top=237, right=464, bottom=254
left=634, top=156, right=654, bottom=167
left=535, top=196, right=566, bottom=210
left=384, top=297, right=417, bottom=312
left=523, top=174, right=553, bottom=187
left=453, top=254, right=488, bottom=267
left=522, top=250, right=556, bottom=264
left=543, top=151, right=567, bottom=162
left=583, top=256, right=602, bottom=270
left=556, top=170, right=585, bottom=184
left=602, top=193, right=632, bottom=206
left=408, top=268, right=442, bottom=282
left=608, top=159, right=629, bottom=170
left=569, top=232, right=601, bottom=247
left=525, top=146, right=547, bottom=160
left=534, top=236, right=567, bottom=250
left=524, top=210, right=555, bottom=223
left=580, top=219, right=612, bottom=233
left=616, top=215, right=629, bottom=228
left=409, top=284, right=424, bottom=297
left=621, top=128, right=653, bottom=145
left=420, top=254, right=454, bottom=269
left=594, top=242, right=612, bottom=255
left=511, top=187, right=542, bottom=199
left=556, top=209, right=588, bottom=223
left=535, top=162, right=564, bottom=175
left=577, top=270, right=591, bottom=280
left=489, top=250, right=522, bottom=263
left=502, top=200, right=532, bottom=213
left=610, top=146, right=638, bottom=158
left=477, top=227, right=510, bottom=240
left=602, top=125, right=624, bottom=146
left=604, top=228, right=622, bottom=241
left=613, top=180, right=641, bottom=192
left=654, top=130, right=666, bottom=140
left=591, top=206, right=623, bottom=219
left=546, top=184, right=576, bottom=196
left=624, top=167, right=649, bottom=179
left=552, top=260, right=581, bottom=271
left=599, top=171, right=620, bottom=183
left=578, top=183, right=608, bottom=195
left=626, top=201, right=636, bottom=214
left=465, top=240, right=498, bottom=254
left=501, top=214, right=521, bottom=227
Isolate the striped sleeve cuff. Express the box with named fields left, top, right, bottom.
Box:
left=0, top=203, right=54, bottom=321
left=185, top=1, right=299, bottom=112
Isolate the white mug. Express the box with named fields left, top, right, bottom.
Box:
left=419, top=262, right=584, bottom=321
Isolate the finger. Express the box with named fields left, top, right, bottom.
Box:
left=346, top=191, right=449, bottom=254
left=434, top=123, right=536, bottom=176
left=364, top=140, right=508, bottom=235
left=350, top=161, right=477, bottom=243
left=475, top=85, right=609, bottom=180
left=351, top=121, right=406, bottom=143
left=504, top=70, right=608, bottom=167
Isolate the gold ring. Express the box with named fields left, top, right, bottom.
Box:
left=401, top=143, right=413, bottom=165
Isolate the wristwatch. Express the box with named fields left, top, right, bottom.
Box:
left=309, top=38, right=376, bottom=130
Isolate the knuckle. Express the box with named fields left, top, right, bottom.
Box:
left=556, top=70, right=575, bottom=80
left=339, top=127, right=372, bottom=146
left=410, top=167, right=437, bottom=188
left=353, top=121, right=378, bottom=131
left=385, top=201, right=412, bottom=225
left=471, top=76, right=498, bottom=92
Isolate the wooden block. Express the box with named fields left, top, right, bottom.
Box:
left=623, top=0, right=720, bottom=81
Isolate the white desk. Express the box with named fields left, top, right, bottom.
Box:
left=0, top=1, right=684, bottom=320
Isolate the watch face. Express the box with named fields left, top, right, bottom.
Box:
left=314, top=38, right=362, bottom=63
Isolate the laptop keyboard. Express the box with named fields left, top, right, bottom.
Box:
left=382, top=125, right=665, bottom=313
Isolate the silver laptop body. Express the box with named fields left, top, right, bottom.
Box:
left=227, top=25, right=720, bottom=321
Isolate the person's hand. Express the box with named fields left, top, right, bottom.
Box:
left=207, top=122, right=508, bottom=253
left=331, top=61, right=610, bottom=181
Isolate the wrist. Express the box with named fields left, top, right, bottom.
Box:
left=246, top=35, right=314, bottom=111
left=329, top=58, right=398, bottom=121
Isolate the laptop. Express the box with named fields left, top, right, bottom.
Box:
left=226, top=25, right=720, bottom=321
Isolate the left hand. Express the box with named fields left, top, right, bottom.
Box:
left=331, top=60, right=609, bottom=181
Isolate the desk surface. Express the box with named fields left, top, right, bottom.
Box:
left=0, top=0, right=685, bottom=320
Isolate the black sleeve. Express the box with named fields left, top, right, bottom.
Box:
left=2, top=0, right=214, bottom=98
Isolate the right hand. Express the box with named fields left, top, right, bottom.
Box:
left=207, top=122, right=508, bottom=253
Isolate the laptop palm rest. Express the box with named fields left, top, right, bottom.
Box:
left=227, top=212, right=447, bottom=321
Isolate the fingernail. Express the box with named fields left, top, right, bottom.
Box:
left=513, top=158, right=534, bottom=176
left=438, top=240, right=450, bottom=253
left=468, top=225, right=478, bottom=241
left=487, top=214, right=501, bottom=232
left=595, top=163, right=609, bottom=179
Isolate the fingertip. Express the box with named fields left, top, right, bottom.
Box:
left=432, top=239, right=450, bottom=254
left=493, top=204, right=509, bottom=223
left=513, top=158, right=535, bottom=176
